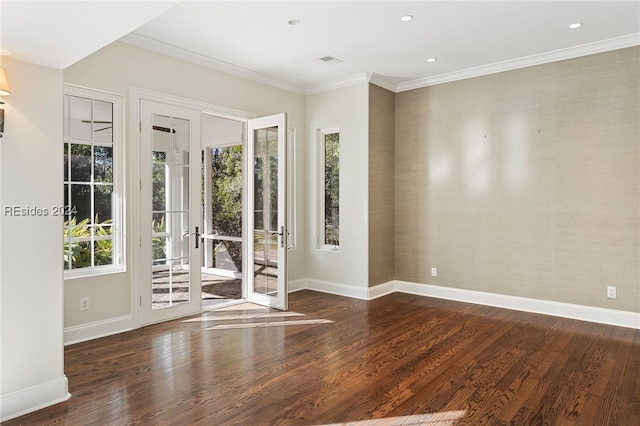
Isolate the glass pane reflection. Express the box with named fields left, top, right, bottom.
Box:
left=253, top=126, right=279, bottom=297
left=151, top=115, right=192, bottom=309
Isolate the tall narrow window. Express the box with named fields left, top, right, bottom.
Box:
left=318, top=127, right=340, bottom=248
left=63, top=86, right=123, bottom=275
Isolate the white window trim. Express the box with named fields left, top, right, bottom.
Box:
left=317, top=126, right=340, bottom=251
left=64, top=84, right=126, bottom=279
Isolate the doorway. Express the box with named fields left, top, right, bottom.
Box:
left=200, top=114, right=244, bottom=310
left=201, top=113, right=289, bottom=311
left=136, top=94, right=288, bottom=326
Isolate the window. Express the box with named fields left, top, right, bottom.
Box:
left=63, top=86, right=123, bottom=276
left=318, top=127, right=339, bottom=248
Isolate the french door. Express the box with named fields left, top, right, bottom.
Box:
left=139, top=100, right=202, bottom=325
left=138, top=99, right=288, bottom=323
left=246, top=113, right=288, bottom=310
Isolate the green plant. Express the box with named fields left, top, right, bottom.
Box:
left=63, top=216, right=113, bottom=269
left=151, top=215, right=167, bottom=262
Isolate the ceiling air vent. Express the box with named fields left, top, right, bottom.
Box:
left=319, top=55, right=344, bottom=65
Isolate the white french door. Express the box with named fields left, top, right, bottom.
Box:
left=139, top=100, right=202, bottom=325
left=246, top=113, right=288, bottom=310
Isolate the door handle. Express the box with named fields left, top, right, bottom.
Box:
left=182, top=226, right=201, bottom=249
left=269, top=226, right=285, bottom=248
left=193, top=226, right=200, bottom=249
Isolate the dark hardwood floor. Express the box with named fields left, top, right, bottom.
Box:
left=5, top=291, right=639, bottom=425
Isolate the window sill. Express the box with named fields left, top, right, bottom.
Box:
left=64, top=266, right=125, bottom=280
left=317, top=245, right=340, bottom=252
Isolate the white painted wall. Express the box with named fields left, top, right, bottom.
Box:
left=304, top=83, right=369, bottom=291
left=63, top=41, right=305, bottom=332
left=0, top=58, right=70, bottom=421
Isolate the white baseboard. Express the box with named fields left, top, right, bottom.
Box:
left=393, top=280, right=640, bottom=329
left=288, top=278, right=371, bottom=300
left=64, top=315, right=134, bottom=346
left=62, top=280, right=638, bottom=346
left=287, top=278, right=308, bottom=293
left=367, top=280, right=396, bottom=299
left=290, top=277, right=640, bottom=329
left=0, top=376, right=70, bottom=422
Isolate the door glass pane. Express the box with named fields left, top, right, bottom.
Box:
left=253, top=126, right=279, bottom=297
left=151, top=114, right=191, bottom=310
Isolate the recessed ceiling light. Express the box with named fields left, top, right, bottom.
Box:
left=426, top=57, right=438, bottom=63
left=400, top=15, right=414, bottom=22
left=288, top=18, right=301, bottom=26
left=568, top=22, right=583, bottom=29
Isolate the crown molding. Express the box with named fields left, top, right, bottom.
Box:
left=367, top=73, right=397, bottom=93
left=120, top=33, right=306, bottom=95
left=304, top=72, right=398, bottom=95
left=396, top=33, right=640, bottom=93
left=122, top=32, right=639, bottom=96
left=304, top=73, right=370, bottom=95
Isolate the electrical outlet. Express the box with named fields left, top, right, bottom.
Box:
left=607, top=286, right=616, bottom=299
left=80, top=298, right=89, bottom=311
left=431, top=267, right=437, bottom=277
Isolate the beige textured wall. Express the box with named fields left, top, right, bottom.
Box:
left=395, top=47, right=639, bottom=312
left=369, top=84, right=396, bottom=286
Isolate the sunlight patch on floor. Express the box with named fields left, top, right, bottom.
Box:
left=181, top=303, right=334, bottom=330
left=319, top=411, right=466, bottom=426
left=204, top=318, right=334, bottom=330
left=183, top=311, right=306, bottom=322
left=214, top=302, right=268, bottom=311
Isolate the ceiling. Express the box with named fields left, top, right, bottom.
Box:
left=2, top=1, right=639, bottom=94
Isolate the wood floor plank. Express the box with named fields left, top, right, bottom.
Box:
left=492, top=317, right=575, bottom=424
left=284, top=298, right=510, bottom=423
left=3, top=290, right=638, bottom=426
left=607, top=328, right=640, bottom=426
left=380, top=307, right=521, bottom=420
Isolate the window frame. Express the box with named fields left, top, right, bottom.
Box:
left=317, top=126, right=340, bottom=250
left=63, top=85, right=125, bottom=278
